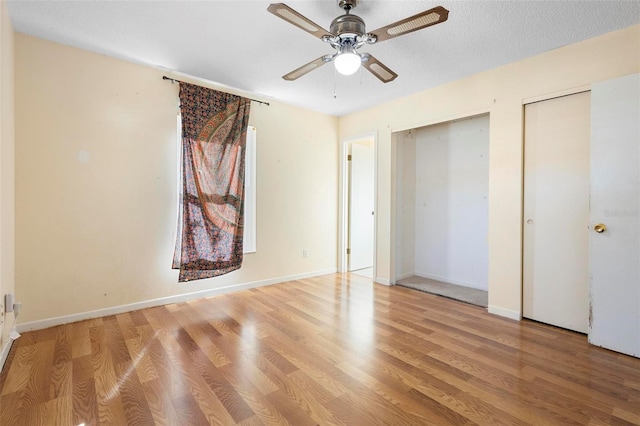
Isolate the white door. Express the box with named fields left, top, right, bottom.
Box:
left=523, top=92, right=591, bottom=333
left=349, top=141, right=374, bottom=271
left=589, top=73, right=640, bottom=358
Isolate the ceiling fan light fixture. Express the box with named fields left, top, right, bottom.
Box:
left=334, top=52, right=361, bottom=75
left=334, top=43, right=361, bottom=75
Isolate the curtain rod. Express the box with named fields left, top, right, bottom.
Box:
left=162, top=76, right=270, bottom=106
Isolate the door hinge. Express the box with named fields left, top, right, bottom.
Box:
left=346, top=248, right=351, bottom=255
left=347, top=155, right=352, bottom=161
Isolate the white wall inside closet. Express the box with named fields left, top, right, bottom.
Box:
left=396, top=114, right=489, bottom=290
left=396, top=132, right=416, bottom=279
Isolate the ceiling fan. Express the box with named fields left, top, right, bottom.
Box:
left=267, top=0, right=449, bottom=83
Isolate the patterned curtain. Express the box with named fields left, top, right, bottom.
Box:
left=173, top=82, right=251, bottom=282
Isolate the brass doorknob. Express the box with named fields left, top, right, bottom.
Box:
left=594, top=223, right=607, bottom=233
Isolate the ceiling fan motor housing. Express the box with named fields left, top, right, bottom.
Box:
left=330, top=13, right=366, bottom=38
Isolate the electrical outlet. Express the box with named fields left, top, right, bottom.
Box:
left=303, top=249, right=309, bottom=258
left=5, top=294, right=14, bottom=313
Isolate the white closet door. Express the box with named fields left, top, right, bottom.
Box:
left=523, top=92, right=591, bottom=333
left=589, top=74, right=640, bottom=357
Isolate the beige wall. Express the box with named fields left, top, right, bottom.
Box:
left=0, top=0, right=15, bottom=356
left=339, top=24, right=640, bottom=318
left=10, top=23, right=640, bottom=327
left=15, top=34, right=338, bottom=324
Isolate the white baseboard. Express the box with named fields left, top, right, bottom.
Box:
left=488, top=305, right=521, bottom=321
left=414, top=271, right=488, bottom=291
left=395, top=272, right=414, bottom=281
left=375, top=277, right=392, bottom=286
left=16, top=268, right=337, bottom=333
left=0, top=339, right=14, bottom=372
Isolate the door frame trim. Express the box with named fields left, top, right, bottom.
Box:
left=522, top=85, right=591, bottom=106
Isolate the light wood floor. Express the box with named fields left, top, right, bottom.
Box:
left=1, top=273, right=639, bottom=425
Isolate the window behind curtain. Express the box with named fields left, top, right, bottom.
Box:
left=243, top=126, right=257, bottom=253
left=176, top=115, right=257, bottom=254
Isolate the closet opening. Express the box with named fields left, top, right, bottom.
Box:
left=394, top=114, right=489, bottom=307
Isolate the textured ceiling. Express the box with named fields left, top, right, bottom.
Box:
left=6, top=0, right=640, bottom=116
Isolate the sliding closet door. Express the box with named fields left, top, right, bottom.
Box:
left=523, top=92, right=590, bottom=333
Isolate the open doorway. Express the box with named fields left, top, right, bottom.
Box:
left=394, top=114, right=489, bottom=307
left=340, top=134, right=376, bottom=280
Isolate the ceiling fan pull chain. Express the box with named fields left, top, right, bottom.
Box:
left=333, top=66, right=338, bottom=99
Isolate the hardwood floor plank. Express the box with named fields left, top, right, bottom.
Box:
left=483, top=341, right=637, bottom=404
left=524, top=365, right=640, bottom=416
left=0, top=390, right=26, bottom=426
left=232, top=350, right=280, bottom=395
left=103, top=315, right=133, bottom=365
left=171, top=391, right=212, bottom=426
left=327, top=387, right=417, bottom=426
left=367, top=351, right=464, bottom=401
left=11, top=326, right=56, bottom=349
left=88, top=324, right=112, bottom=376
left=21, top=339, right=56, bottom=408
left=70, top=320, right=92, bottom=359
left=49, top=359, right=72, bottom=401
left=189, top=348, right=256, bottom=424
left=265, top=389, right=320, bottom=426
left=141, top=377, right=181, bottom=426
left=336, top=359, right=464, bottom=425
left=2, top=273, right=639, bottom=425
left=235, top=414, right=265, bottom=426
left=143, top=305, right=182, bottom=331
left=613, top=407, right=640, bottom=425
left=286, top=370, right=336, bottom=406
left=253, top=337, right=299, bottom=376
left=0, top=345, right=33, bottom=395
left=113, top=360, right=156, bottom=424
left=71, top=377, right=99, bottom=426
left=24, top=395, right=73, bottom=425
left=199, top=340, right=232, bottom=369
left=219, top=364, right=291, bottom=426
left=405, top=388, right=476, bottom=425
left=130, top=309, right=151, bottom=327
left=94, top=373, right=128, bottom=425
left=326, top=390, right=392, bottom=426
left=156, top=328, right=238, bottom=425
left=142, top=330, right=192, bottom=401
left=124, top=334, right=160, bottom=384
left=264, top=332, right=350, bottom=398
left=116, top=312, right=140, bottom=341
left=255, top=355, right=341, bottom=425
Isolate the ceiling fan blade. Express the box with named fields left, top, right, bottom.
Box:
left=267, top=3, right=332, bottom=40
left=369, top=6, right=449, bottom=43
left=283, top=56, right=329, bottom=81
left=362, top=55, right=398, bottom=83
